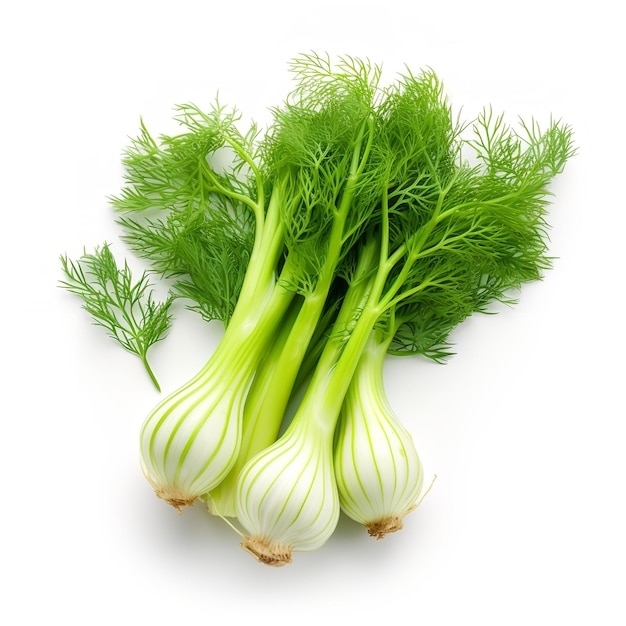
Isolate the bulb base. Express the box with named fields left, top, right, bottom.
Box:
left=153, top=488, right=197, bottom=513
left=366, top=515, right=405, bottom=540
left=241, top=536, right=293, bottom=567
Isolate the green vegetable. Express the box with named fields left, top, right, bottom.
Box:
left=135, top=161, right=294, bottom=508
left=233, top=65, right=574, bottom=564
left=124, top=55, right=393, bottom=513
left=60, top=53, right=574, bottom=566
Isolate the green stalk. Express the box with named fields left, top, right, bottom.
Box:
left=208, top=121, right=375, bottom=515
left=222, top=179, right=287, bottom=328
left=283, top=235, right=381, bottom=439
left=141, top=356, right=162, bottom=392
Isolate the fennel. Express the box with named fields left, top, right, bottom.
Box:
left=60, top=53, right=574, bottom=566
left=235, top=65, right=574, bottom=563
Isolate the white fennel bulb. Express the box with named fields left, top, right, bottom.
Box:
left=235, top=414, right=340, bottom=567
left=140, top=271, right=295, bottom=512
left=140, top=358, right=248, bottom=512
left=139, top=305, right=282, bottom=511
left=334, top=333, right=424, bottom=538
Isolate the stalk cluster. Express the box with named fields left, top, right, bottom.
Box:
left=60, top=53, right=574, bottom=566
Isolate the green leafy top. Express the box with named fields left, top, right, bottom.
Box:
left=110, top=103, right=258, bottom=326
left=373, top=97, right=576, bottom=360
left=100, top=54, right=574, bottom=374
left=59, top=243, right=173, bottom=390
left=258, top=53, right=383, bottom=294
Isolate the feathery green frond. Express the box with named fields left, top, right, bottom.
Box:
left=59, top=243, right=173, bottom=389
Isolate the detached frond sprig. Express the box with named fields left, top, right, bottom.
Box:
left=59, top=243, right=173, bottom=390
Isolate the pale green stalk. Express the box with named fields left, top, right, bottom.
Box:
left=207, top=116, right=376, bottom=516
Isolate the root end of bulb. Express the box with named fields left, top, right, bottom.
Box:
left=241, top=537, right=292, bottom=567
left=154, top=489, right=196, bottom=513
left=366, top=516, right=404, bottom=540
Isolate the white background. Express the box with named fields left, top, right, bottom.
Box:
left=2, top=1, right=624, bottom=624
